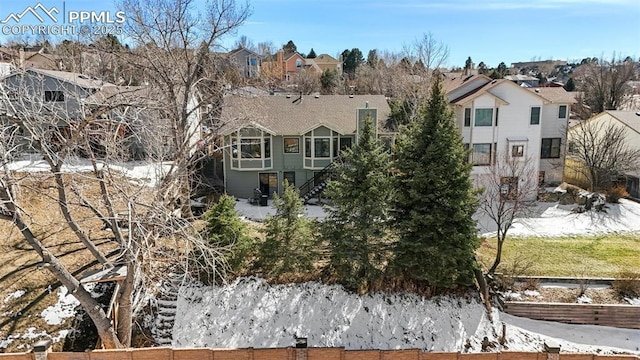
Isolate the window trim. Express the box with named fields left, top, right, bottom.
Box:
left=541, top=137, right=561, bottom=159
left=530, top=106, right=541, bottom=125
left=464, top=108, right=471, bottom=127
left=558, top=105, right=567, bottom=119
left=474, top=108, right=493, bottom=127
left=303, top=127, right=342, bottom=169
left=228, top=128, right=273, bottom=170
left=283, top=137, right=300, bottom=154
left=472, top=143, right=492, bottom=166
left=511, top=144, right=524, bottom=157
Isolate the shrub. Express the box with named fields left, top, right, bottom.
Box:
left=605, top=185, right=629, bottom=203
left=612, top=270, right=640, bottom=298
left=522, top=277, right=540, bottom=291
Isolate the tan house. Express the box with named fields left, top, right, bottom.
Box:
left=565, top=111, right=640, bottom=197
left=305, top=54, right=342, bottom=75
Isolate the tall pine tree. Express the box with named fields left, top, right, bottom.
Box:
left=391, top=79, right=479, bottom=291
left=324, top=116, right=393, bottom=292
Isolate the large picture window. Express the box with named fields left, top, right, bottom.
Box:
left=472, top=143, right=492, bottom=165
left=474, top=109, right=493, bottom=126
left=314, top=138, right=330, bottom=157
left=541, top=138, right=561, bottom=158
left=229, top=127, right=272, bottom=170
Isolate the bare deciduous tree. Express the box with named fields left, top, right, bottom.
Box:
left=566, top=118, right=640, bottom=191
left=574, top=55, right=636, bottom=116
left=118, top=0, right=251, bottom=217
left=0, top=71, right=224, bottom=348
left=477, top=152, right=539, bottom=275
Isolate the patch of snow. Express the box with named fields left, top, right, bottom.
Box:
left=503, top=291, right=522, bottom=301
left=3, top=289, right=26, bottom=303
left=20, top=327, right=48, bottom=340
left=482, top=199, right=640, bottom=237
left=523, top=290, right=541, bottom=298
left=40, top=287, right=80, bottom=325
left=234, top=198, right=327, bottom=222
left=624, top=297, right=640, bottom=305
left=6, top=157, right=173, bottom=187
left=173, top=277, right=640, bottom=353
left=577, top=294, right=592, bottom=304
left=0, top=335, right=17, bottom=349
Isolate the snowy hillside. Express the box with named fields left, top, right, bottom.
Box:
left=173, top=277, right=640, bottom=353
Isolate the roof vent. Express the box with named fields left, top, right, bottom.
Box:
left=535, top=88, right=540, bottom=93
left=349, top=94, right=354, bottom=98
left=314, top=94, right=320, bottom=98
left=286, top=94, right=291, bottom=98
left=636, top=112, right=640, bottom=116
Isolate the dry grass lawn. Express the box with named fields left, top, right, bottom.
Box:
left=0, top=173, right=145, bottom=353
left=477, top=233, right=640, bottom=278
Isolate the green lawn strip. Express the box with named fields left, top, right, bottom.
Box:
left=477, top=233, right=640, bottom=278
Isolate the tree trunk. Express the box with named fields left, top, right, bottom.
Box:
left=116, top=262, right=135, bottom=347
left=488, top=235, right=504, bottom=275
left=11, top=212, right=123, bottom=349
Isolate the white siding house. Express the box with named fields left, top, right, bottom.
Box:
left=445, top=75, right=574, bottom=192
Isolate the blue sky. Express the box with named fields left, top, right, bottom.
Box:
left=1, top=0, right=639, bottom=67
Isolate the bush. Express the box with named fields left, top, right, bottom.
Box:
left=605, top=185, right=629, bottom=203
left=612, top=270, right=640, bottom=298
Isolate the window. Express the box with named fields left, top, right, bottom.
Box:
left=474, top=108, right=493, bottom=126
left=229, top=128, right=272, bottom=170
left=464, top=108, right=471, bottom=127
left=472, top=143, right=491, bottom=165
left=284, top=171, right=295, bottom=186
left=44, top=90, right=64, bottom=102
left=500, top=177, right=519, bottom=200
left=241, top=138, right=261, bottom=158
left=305, top=138, right=311, bottom=157
left=541, top=138, right=561, bottom=158
left=295, top=59, right=302, bottom=68
left=284, top=137, right=299, bottom=153
left=463, top=143, right=470, bottom=163
left=558, top=105, right=567, bottom=119
left=530, top=106, right=541, bottom=125
left=314, top=138, right=330, bottom=157
left=511, top=145, right=524, bottom=157
left=334, top=137, right=353, bottom=157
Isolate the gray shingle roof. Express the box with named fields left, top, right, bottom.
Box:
left=218, top=94, right=392, bottom=136
left=527, top=87, right=576, bottom=104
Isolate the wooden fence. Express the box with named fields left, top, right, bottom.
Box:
left=504, top=302, right=640, bottom=329
left=1, top=348, right=639, bottom=360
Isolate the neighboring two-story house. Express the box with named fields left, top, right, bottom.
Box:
left=305, top=54, right=342, bottom=76
left=444, top=74, right=574, bottom=189
left=228, top=47, right=262, bottom=79
left=217, top=94, right=392, bottom=199
left=262, top=51, right=312, bottom=81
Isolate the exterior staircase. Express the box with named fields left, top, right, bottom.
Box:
left=298, top=158, right=342, bottom=203
left=153, top=273, right=182, bottom=346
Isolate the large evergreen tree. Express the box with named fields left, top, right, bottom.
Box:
left=324, top=116, right=393, bottom=292
left=391, top=79, right=479, bottom=291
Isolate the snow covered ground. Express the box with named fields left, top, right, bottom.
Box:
left=173, top=277, right=639, bottom=353
left=476, top=199, right=640, bottom=237
left=6, top=155, right=173, bottom=187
